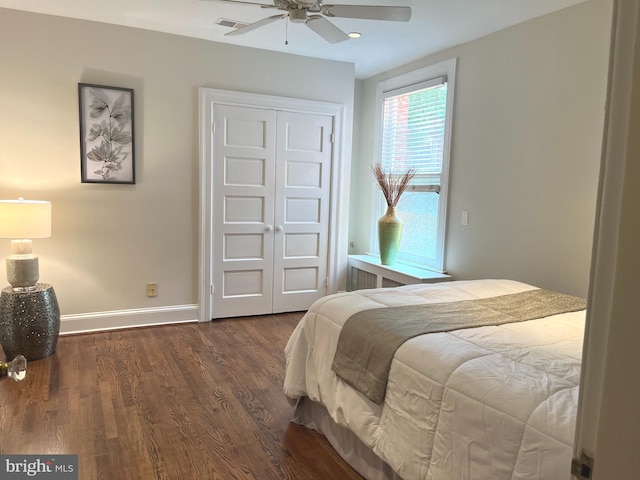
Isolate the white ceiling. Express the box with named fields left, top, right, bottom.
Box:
left=0, top=0, right=584, bottom=78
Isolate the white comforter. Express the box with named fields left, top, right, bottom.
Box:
left=283, top=279, right=584, bottom=480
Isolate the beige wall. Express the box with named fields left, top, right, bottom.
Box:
left=351, top=0, right=612, bottom=297
left=0, top=8, right=355, bottom=317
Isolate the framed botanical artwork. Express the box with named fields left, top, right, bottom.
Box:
left=78, top=83, right=135, bottom=184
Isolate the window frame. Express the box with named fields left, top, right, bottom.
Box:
left=370, top=58, right=457, bottom=273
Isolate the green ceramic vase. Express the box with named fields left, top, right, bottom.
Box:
left=378, top=206, right=403, bottom=265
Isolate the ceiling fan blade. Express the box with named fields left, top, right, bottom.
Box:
left=205, top=0, right=274, bottom=6
left=305, top=15, right=350, bottom=44
left=321, top=5, right=411, bottom=22
left=225, top=13, right=286, bottom=36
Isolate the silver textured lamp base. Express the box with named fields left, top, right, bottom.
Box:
left=0, top=283, right=60, bottom=360
left=6, top=256, right=39, bottom=291
left=6, top=240, right=40, bottom=291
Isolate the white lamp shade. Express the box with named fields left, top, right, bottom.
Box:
left=0, top=199, right=52, bottom=239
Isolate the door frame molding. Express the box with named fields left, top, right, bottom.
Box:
left=573, top=0, right=632, bottom=467
left=198, top=88, right=348, bottom=322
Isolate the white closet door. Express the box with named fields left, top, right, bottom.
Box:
left=212, top=106, right=333, bottom=318
left=272, top=111, right=333, bottom=313
left=212, top=105, right=277, bottom=318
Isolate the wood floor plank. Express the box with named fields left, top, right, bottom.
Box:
left=0, top=312, right=363, bottom=479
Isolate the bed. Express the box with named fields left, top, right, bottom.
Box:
left=283, top=279, right=586, bottom=480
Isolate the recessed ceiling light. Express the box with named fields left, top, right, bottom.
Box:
left=348, top=32, right=361, bottom=39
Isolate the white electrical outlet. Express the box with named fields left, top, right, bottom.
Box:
left=461, top=210, right=469, bottom=226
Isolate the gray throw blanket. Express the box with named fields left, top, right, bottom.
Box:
left=331, top=289, right=587, bottom=405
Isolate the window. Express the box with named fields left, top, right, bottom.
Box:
left=373, top=59, right=456, bottom=272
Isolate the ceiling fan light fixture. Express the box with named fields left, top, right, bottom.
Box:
left=290, top=9, right=306, bottom=23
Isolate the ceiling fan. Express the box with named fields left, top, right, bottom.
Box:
left=210, top=0, right=412, bottom=44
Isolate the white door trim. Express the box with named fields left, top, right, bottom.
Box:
left=198, top=88, right=348, bottom=322
left=574, top=0, right=631, bottom=466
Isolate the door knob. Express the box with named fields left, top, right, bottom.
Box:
left=265, top=225, right=273, bottom=232
left=276, top=225, right=284, bottom=232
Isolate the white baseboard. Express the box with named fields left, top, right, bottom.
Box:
left=60, top=304, right=200, bottom=335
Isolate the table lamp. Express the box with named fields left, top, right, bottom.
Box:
left=0, top=198, right=52, bottom=291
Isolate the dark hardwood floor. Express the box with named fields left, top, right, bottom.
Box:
left=0, top=313, right=364, bottom=479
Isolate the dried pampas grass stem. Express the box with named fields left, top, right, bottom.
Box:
left=373, top=163, right=416, bottom=207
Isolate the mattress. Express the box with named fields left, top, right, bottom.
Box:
left=283, top=279, right=585, bottom=480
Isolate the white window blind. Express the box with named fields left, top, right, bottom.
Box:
left=381, top=76, right=447, bottom=193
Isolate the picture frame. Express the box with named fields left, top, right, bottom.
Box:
left=78, top=83, right=135, bottom=184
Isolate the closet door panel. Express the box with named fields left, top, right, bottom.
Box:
left=212, top=105, right=276, bottom=318
left=273, top=111, right=332, bottom=313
